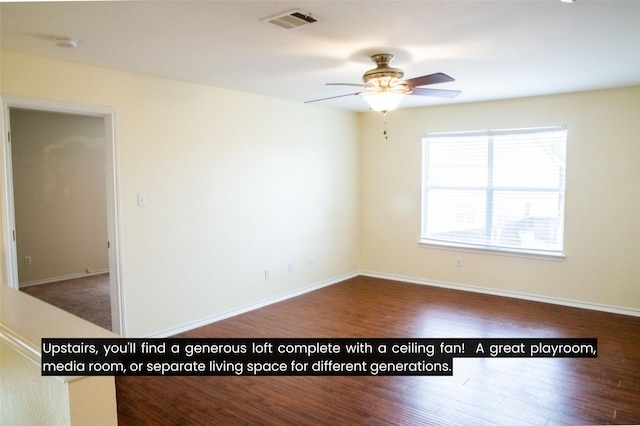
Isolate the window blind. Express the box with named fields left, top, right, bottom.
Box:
left=421, top=127, right=567, bottom=255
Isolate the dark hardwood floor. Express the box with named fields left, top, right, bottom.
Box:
left=115, top=276, right=640, bottom=425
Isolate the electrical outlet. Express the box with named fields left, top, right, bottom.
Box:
left=455, top=257, right=463, bottom=268
left=24, top=256, right=32, bottom=265
left=288, top=263, right=294, bottom=273
left=264, top=269, right=271, bottom=280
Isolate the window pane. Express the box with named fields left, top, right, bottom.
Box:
left=493, top=133, right=566, bottom=188
left=492, top=191, right=563, bottom=251
left=425, top=189, right=486, bottom=245
left=427, top=138, right=488, bottom=187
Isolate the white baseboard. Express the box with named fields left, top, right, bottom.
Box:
left=361, top=270, right=640, bottom=318
left=147, top=271, right=360, bottom=338
left=146, top=269, right=639, bottom=338
left=19, top=270, right=109, bottom=288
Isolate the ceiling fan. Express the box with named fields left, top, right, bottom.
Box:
left=306, top=53, right=461, bottom=112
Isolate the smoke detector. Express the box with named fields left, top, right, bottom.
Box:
left=55, top=37, right=79, bottom=48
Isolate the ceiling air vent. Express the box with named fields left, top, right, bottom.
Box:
left=262, top=9, right=318, bottom=30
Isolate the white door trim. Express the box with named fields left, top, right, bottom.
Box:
left=0, top=96, right=125, bottom=335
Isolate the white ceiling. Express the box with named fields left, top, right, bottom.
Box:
left=1, top=1, right=639, bottom=112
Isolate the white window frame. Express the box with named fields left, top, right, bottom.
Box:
left=420, top=126, right=567, bottom=259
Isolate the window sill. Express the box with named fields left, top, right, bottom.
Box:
left=418, top=239, right=566, bottom=261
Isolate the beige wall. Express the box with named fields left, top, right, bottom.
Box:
left=1, top=285, right=118, bottom=425
left=0, top=340, right=71, bottom=425
left=360, top=87, right=640, bottom=311
left=10, top=109, right=108, bottom=284
left=1, top=49, right=360, bottom=336
left=1, top=338, right=117, bottom=426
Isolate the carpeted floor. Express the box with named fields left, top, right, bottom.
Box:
left=21, top=273, right=112, bottom=330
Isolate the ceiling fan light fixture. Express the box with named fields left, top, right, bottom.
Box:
left=305, top=52, right=460, bottom=110
left=363, top=91, right=405, bottom=112
left=363, top=54, right=404, bottom=87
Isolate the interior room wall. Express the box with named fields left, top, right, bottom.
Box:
left=1, top=284, right=119, bottom=425
left=360, top=86, right=640, bottom=313
left=10, top=109, right=108, bottom=285
left=1, top=340, right=71, bottom=425
left=1, top=49, right=360, bottom=336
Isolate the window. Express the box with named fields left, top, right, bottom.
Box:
left=421, top=127, right=567, bottom=256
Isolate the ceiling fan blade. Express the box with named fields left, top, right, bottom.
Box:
left=409, top=87, right=461, bottom=98
left=326, top=83, right=365, bottom=88
left=404, top=72, right=455, bottom=88
left=305, top=92, right=363, bottom=104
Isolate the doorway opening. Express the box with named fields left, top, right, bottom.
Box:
left=1, top=97, right=123, bottom=334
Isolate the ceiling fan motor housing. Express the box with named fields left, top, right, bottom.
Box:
left=363, top=54, right=407, bottom=92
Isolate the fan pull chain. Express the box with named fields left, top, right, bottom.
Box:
left=383, top=111, right=388, bottom=140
